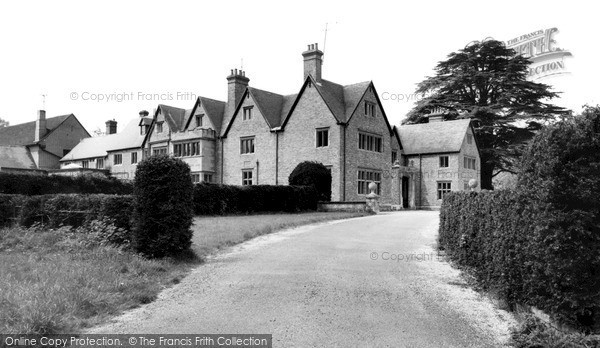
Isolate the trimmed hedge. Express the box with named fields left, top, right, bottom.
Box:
left=132, top=155, right=194, bottom=258
left=288, top=161, right=332, bottom=202
left=0, top=172, right=132, bottom=195
left=193, top=183, right=318, bottom=215
left=0, top=193, right=134, bottom=230
left=439, top=108, right=600, bottom=330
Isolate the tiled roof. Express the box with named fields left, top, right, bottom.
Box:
left=223, top=77, right=376, bottom=136
left=158, top=104, right=187, bottom=132
left=0, top=114, right=72, bottom=146
left=248, top=87, right=286, bottom=128
left=398, top=119, right=472, bottom=155
left=198, top=97, right=226, bottom=134
left=61, top=118, right=148, bottom=161
left=343, top=81, right=372, bottom=121
left=0, top=145, right=36, bottom=169
left=316, top=79, right=346, bottom=122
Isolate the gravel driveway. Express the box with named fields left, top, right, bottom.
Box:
left=89, top=211, right=515, bottom=347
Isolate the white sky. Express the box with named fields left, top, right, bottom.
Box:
left=0, top=0, right=596, bottom=134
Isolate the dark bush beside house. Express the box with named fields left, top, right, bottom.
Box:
left=288, top=161, right=332, bottom=202
left=133, top=155, right=194, bottom=258
left=439, top=106, right=600, bottom=331
left=0, top=172, right=133, bottom=195
left=193, top=183, right=318, bottom=215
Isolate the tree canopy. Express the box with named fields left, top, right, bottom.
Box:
left=404, top=39, right=569, bottom=189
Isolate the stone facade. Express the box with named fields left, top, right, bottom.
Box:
left=403, top=122, right=481, bottom=209
left=60, top=44, right=481, bottom=209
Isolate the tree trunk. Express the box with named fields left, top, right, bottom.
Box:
left=481, top=161, right=494, bottom=190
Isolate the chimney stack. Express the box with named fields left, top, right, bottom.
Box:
left=139, top=110, right=149, bottom=118
left=35, top=110, right=46, bottom=142
left=302, top=42, right=323, bottom=83
left=226, top=69, right=250, bottom=118
left=427, top=107, right=445, bottom=123
left=105, top=119, right=118, bottom=134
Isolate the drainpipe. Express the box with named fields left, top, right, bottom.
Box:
left=341, top=123, right=347, bottom=201
left=256, top=160, right=259, bottom=184
left=220, top=138, right=224, bottom=184
left=419, top=154, right=422, bottom=209
left=275, top=131, right=279, bottom=185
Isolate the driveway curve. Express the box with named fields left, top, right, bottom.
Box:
left=90, top=211, right=515, bottom=347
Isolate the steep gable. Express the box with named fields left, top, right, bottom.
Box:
left=222, top=88, right=293, bottom=137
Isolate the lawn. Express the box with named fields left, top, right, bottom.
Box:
left=0, top=211, right=364, bottom=334
left=191, top=212, right=366, bottom=258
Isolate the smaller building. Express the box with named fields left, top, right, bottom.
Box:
left=0, top=110, right=90, bottom=172
left=60, top=111, right=152, bottom=180
left=397, top=111, right=481, bottom=209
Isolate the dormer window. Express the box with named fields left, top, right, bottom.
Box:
left=196, top=114, right=204, bottom=128
left=243, top=106, right=253, bottom=121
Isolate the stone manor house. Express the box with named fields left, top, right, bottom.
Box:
left=57, top=43, right=481, bottom=209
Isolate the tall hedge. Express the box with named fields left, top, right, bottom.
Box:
left=0, top=172, right=132, bottom=195
left=132, top=155, right=194, bottom=258
left=0, top=193, right=133, bottom=230
left=288, top=161, right=332, bottom=202
left=439, top=107, right=600, bottom=330
left=192, top=183, right=318, bottom=215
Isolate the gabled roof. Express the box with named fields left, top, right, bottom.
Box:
left=280, top=76, right=376, bottom=129
left=61, top=118, right=148, bottom=161
left=158, top=104, right=188, bottom=132
left=0, top=145, right=36, bottom=169
left=222, top=76, right=386, bottom=137
left=0, top=114, right=74, bottom=146
left=248, top=87, right=286, bottom=128
left=185, top=97, right=226, bottom=134
left=398, top=119, right=472, bottom=155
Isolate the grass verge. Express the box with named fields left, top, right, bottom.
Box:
left=191, top=212, right=366, bottom=259
left=510, top=314, right=600, bottom=348
left=0, top=211, right=365, bottom=334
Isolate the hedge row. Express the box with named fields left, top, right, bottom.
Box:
left=0, top=172, right=133, bottom=195
left=0, top=193, right=134, bottom=230
left=193, top=183, right=318, bottom=215
left=439, top=109, right=600, bottom=330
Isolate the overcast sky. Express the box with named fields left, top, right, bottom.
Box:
left=0, top=0, right=596, bottom=134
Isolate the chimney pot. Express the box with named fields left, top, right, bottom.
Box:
left=230, top=69, right=234, bottom=75
left=315, top=43, right=318, bottom=49
left=105, top=119, right=118, bottom=134
left=302, top=43, right=323, bottom=82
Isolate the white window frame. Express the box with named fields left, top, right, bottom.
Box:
left=113, top=154, right=123, bottom=166
left=242, top=170, right=253, bottom=185
left=437, top=181, right=452, bottom=200
left=357, top=169, right=381, bottom=195
left=439, top=156, right=449, bottom=168
left=316, top=128, right=329, bottom=148
left=240, top=137, right=255, bottom=154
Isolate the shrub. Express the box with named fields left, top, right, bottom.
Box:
left=192, top=183, right=318, bottom=215
left=0, top=193, right=134, bottom=234
left=288, top=161, right=332, bottom=202
left=132, top=155, right=194, bottom=258
left=439, top=107, right=600, bottom=331
left=0, top=172, right=132, bottom=195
